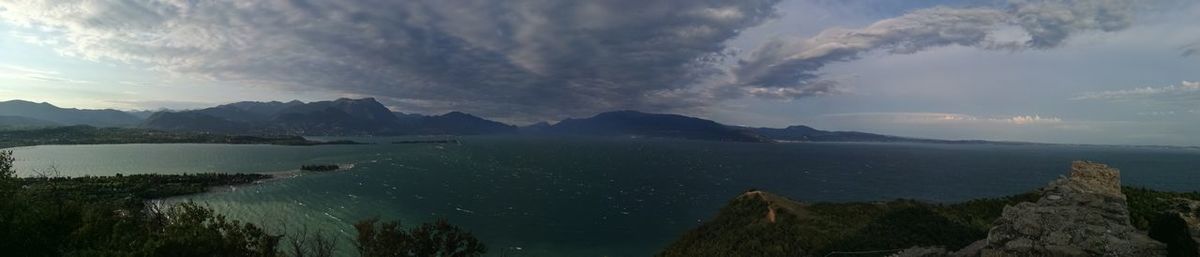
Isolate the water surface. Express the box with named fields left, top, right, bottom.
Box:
left=11, top=137, right=1200, bottom=256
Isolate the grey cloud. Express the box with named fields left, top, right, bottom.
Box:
left=0, top=0, right=780, bottom=120
left=1072, top=81, right=1200, bottom=104
left=729, top=0, right=1137, bottom=98
left=746, top=79, right=843, bottom=99
left=1184, top=42, right=1200, bottom=57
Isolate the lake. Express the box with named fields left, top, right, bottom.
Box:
left=9, top=136, right=1200, bottom=256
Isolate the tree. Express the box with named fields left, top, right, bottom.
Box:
left=355, top=218, right=486, bottom=257
left=0, top=150, right=14, bottom=193
left=285, top=225, right=337, bottom=257
left=141, top=202, right=284, bottom=257
left=0, top=150, right=14, bottom=179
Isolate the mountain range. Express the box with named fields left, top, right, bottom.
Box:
left=0, top=100, right=142, bottom=127
left=141, top=98, right=516, bottom=135
left=0, top=98, right=997, bottom=144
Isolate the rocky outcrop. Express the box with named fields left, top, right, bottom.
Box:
left=1148, top=198, right=1200, bottom=256
left=661, top=161, right=1189, bottom=257
left=977, top=161, right=1166, bottom=257
left=886, top=241, right=986, bottom=257
left=888, top=247, right=949, bottom=257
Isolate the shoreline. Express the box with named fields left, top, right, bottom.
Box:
left=195, top=163, right=357, bottom=195
left=0, top=125, right=368, bottom=150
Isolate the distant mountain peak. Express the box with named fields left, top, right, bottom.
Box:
left=441, top=111, right=478, bottom=118
left=782, top=125, right=820, bottom=133
left=334, top=97, right=377, bottom=102
left=548, top=110, right=768, bottom=142
left=593, top=110, right=654, bottom=117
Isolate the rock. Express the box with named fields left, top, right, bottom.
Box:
left=980, top=161, right=1167, bottom=257
left=951, top=240, right=987, bottom=257
left=889, top=247, right=949, bottom=257
left=1148, top=198, right=1200, bottom=256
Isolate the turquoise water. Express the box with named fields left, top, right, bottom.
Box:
left=10, top=137, right=1200, bottom=256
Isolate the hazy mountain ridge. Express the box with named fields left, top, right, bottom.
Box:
left=403, top=111, right=518, bottom=135
left=742, top=125, right=1004, bottom=144
left=545, top=110, right=770, bottom=142
left=0, top=100, right=142, bottom=127
left=139, top=98, right=515, bottom=135
left=3, top=98, right=1013, bottom=143
left=143, top=98, right=402, bottom=135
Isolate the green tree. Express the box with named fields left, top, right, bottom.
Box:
left=140, top=202, right=283, bottom=257
left=355, top=218, right=486, bottom=257
left=0, top=150, right=14, bottom=180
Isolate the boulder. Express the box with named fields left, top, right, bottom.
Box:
left=979, top=161, right=1167, bottom=257
left=1148, top=198, right=1200, bottom=257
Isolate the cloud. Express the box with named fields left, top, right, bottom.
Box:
left=1005, top=115, right=1062, bottom=125
left=729, top=0, right=1137, bottom=97
left=822, top=112, right=1065, bottom=126
left=0, top=0, right=780, bottom=121
left=0, top=64, right=89, bottom=83
left=1184, top=42, right=1200, bottom=57
left=1071, top=81, right=1200, bottom=103
left=104, top=99, right=215, bottom=110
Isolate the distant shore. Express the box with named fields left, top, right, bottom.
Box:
left=0, top=125, right=365, bottom=149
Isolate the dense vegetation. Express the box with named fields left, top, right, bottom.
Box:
left=659, top=187, right=1200, bottom=257
left=1125, top=187, right=1200, bottom=230
left=0, top=150, right=484, bottom=257
left=0, top=125, right=359, bottom=149
left=354, top=218, right=486, bottom=257
left=21, top=172, right=269, bottom=203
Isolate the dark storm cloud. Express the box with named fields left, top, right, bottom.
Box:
left=0, top=0, right=1159, bottom=121
left=729, top=0, right=1137, bottom=98
left=1, top=0, right=779, bottom=120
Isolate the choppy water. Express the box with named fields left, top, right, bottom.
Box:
left=10, top=137, right=1200, bottom=256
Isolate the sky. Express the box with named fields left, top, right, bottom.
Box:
left=1, top=0, right=1199, bottom=146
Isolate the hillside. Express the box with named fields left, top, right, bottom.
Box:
left=0, top=115, right=60, bottom=129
